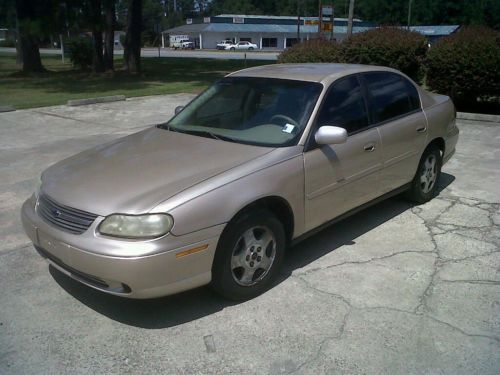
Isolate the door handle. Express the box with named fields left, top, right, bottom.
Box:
left=416, top=126, right=427, bottom=133
left=363, top=144, right=376, bottom=152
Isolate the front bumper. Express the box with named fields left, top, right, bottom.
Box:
left=21, top=197, right=224, bottom=299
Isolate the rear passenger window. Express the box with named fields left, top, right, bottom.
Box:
left=405, top=79, right=421, bottom=111
left=316, top=75, right=369, bottom=134
left=363, top=72, right=420, bottom=123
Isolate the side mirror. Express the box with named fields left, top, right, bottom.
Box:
left=174, top=106, right=184, bottom=115
left=315, top=126, right=347, bottom=145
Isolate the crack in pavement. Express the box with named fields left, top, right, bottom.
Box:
left=287, top=194, right=500, bottom=350
left=0, top=243, right=32, bottom=257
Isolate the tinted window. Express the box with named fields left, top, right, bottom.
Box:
left=405, top=79, right=421, bottom=111
left=316, top=75, right=369, bottom=134
left=364, top=72, right=420, bottom=123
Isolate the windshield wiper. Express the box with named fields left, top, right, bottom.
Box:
left=178, top=129, right=238, bottom=142
left=157, top=125, right=238, bottom=143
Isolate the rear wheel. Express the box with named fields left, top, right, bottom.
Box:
left=407, top=146, right=442, bottom=204
left=211, top=210, right=285, bottom=300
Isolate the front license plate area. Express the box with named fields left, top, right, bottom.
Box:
left=37, top=231, right=72, bottom=266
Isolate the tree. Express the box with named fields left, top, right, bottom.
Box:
left=206, top=0, right=499, bottom=29
left=124, top=0, right=142, bottom=73
left=103, top=0, right=115, bottom=70
left=15, top=0, right=44, bottom=72
left=89, top=0, right=104, bottom=72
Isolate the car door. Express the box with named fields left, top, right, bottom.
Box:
left=304, top=75, right=383, bottom=231
left=360, top=72, right=428, bottom=193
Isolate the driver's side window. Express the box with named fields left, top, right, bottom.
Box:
left=316, top=75, right=369, bottom=135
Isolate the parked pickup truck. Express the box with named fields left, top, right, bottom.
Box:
left=216, top=40, right=234, bottom=50
left=171, top=39, right=194, bottom=50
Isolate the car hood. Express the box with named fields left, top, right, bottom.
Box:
left=41, top=127, right=273, bottom=216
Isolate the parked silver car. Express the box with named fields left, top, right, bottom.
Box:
left=21, top=64, right=459, bottom=300
left=226, top=41, right=258, bottom=50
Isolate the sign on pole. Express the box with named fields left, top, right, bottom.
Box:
left=322, top=5, right=333, bottom=16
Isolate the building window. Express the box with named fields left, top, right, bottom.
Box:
left=240, top=37, right=252, bottom=42
left=262, top=38, right=278, bottom=48
left=286, top=38, right=298, bottom=48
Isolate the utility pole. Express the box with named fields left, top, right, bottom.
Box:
left=330, top=6, right=334, bottom=41
left=347, top=0, right=355, bottom=37
left=407, top=0, right=413, bottom=30
left=318, top=0, right=322, bottom=37
left=297, top=0, right=301, bottom=42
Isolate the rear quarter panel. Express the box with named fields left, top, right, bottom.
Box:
left=421, top=91, right=459, bottom=162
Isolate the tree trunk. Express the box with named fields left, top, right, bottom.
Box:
left=15, top=0, right=44, bottom=73
left=124, top=0, right=142, bottom=73
left=103, top=0, right=115, bottom=71
left=89, top=0, right=104, bottom=73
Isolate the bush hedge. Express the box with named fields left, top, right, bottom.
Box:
left=65, top=37, right=93, bottom=69
left=341, top=27, right=427, bottom=82
left=278, top=27, right=427, bottom=82
left=426, top=27, right=500, bottom=105
left=277, top=39, right=342, bottom=63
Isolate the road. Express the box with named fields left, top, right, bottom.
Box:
left=0, top=47, right=279, bottom=61
left=0, top=95, right=499, bottom=374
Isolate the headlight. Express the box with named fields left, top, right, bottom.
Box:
left=98, top=213, right=173, bottom=239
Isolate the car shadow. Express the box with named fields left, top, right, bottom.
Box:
left=51, top=173, right=455, bottom=329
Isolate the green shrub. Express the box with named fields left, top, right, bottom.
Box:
left=278, top=39, right=342, bottom=64
left=278, top=28, right=427, bottom=82
left=341, top=27, right=427, bottom=82
left=0, top=39, right=15, bottom=47
left=65, top=37, right=93, bottom=69
left=426, top=26, right=500, bottom=105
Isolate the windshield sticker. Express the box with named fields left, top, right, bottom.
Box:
left=282, top=124, right=295, bottom=134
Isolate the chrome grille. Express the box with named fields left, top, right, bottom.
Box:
left=37, top=194, right=97, bottom=234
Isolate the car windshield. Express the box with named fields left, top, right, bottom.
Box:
left=162, top=77, right=322, bottom=147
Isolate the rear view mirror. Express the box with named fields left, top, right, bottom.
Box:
left=315, top=126, right=347, bottom=145
left=175, top=106, right=184, bottom=115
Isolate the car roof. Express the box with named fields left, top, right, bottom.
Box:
left=228, top=63, right=402, bottom=84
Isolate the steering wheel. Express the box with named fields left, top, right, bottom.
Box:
left=270, top=114, right=298, bottom=127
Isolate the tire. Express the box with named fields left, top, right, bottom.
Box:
left=406, top=146, right=442, bottom=204
left=248, top=47, right=254, bottom=51
left=230, top=47, right=235, bottom=51
left=211, top=209, right=285, bottom=300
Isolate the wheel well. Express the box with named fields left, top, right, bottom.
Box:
left=232, top=197, right=294, bottom=245
left=427, top=137, right=445, bottom=156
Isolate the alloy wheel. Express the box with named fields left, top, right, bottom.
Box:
left=420, top=154, right=437, bottom=193
left=230, top=226, right=276, bottom=286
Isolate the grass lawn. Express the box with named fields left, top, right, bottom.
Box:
left=0, top=53, right=274, bottom=109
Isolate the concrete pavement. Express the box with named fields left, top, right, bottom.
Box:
left=0, top=95, right=499, bottom=374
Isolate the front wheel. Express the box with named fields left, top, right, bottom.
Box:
left=248, top=47, right=254, bottom=51
left=211, top=210, right=285, bottom=300
left=407, top=146, right=442, bottom=204
left=230, top=47, right=235, bottom=51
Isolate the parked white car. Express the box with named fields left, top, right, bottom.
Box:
left=225, top=41, right=258, bottom=51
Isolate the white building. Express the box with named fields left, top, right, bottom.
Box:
left=162, top=14, right=371, bottom=50
left=162, top=14, right=460, bottom=50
